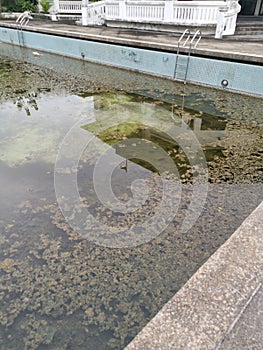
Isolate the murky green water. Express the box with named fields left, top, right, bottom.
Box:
left=0, top=48, right=262, bottom=350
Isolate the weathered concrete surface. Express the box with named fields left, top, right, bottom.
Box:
left=219, top=283, right=263, bottom=350
left=125, top=201, right=263, bottom=350
left=0, top=20, right=263, bottom=64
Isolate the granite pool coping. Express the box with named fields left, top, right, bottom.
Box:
left=0, top=20, right=263, bottom=64
left=125, top=200, right=263, bottom=349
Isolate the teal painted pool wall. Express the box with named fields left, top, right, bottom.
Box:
left=0, top=26, right=262, bottom=97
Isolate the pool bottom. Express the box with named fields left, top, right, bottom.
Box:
left=0, top=54, right=262, bottom=350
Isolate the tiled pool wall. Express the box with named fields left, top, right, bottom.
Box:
left=0, top=26, right=263, bottom=98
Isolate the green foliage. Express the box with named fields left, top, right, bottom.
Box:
left=18, top=0, right=36, bottom=12
left=39, top=0, right=51, bottom=13
left=1, top=0, right=37, bottom=12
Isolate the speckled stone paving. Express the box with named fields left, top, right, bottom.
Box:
left=219, top=283, right=263, bottom=350
left=125, top=201, right=263, bottom=350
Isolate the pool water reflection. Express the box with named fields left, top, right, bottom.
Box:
left=0, top=56, right=262, bottom=350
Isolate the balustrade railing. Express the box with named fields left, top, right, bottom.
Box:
left=52, top=0, right=241, bottom=38
left=124, top=1, right=164, bottom=21
left=173, top=2, right=225, bottom=25
left=84, top=1, right=105, bottom=24
left=58, top=1, right=82, bottom=13
left=105, top=1, right=229, bottom=25
left=105, top=1, right=119, bottom=17
left=88, top=1, right=105, bottom=16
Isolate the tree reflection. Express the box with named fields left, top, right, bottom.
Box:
left=15, top=92, right=39, bottom=116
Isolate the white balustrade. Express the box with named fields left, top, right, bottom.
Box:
left=105, top=1, right=119, bottom=18
left=105, top=1, right=238, bottom=29
left=59, top=1, right=82, bottom=13
left=82, top=1, right=105, bottom=25
left=173, top=2, right=226, bottom=25
left=52, top=0, right=241, bottom=38
left=125, top=1, right=164, bottom=21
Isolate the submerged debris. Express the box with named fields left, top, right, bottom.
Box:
left=0, top=55, right=262, bottom=350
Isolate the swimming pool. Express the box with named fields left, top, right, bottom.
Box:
left=0, top=23, right=263, bottom=97
left=0, top=46, right=262, bottom=349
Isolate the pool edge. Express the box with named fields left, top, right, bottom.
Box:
left=125, top=200, right=263, bottom=349
left=0, top=22, right=263, bottom=98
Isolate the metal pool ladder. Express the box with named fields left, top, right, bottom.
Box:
left=16, top=11, right=33, bottom=46
left=173, top=29, right=202, bottom=84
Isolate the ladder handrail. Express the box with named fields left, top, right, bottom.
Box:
left=173, top=29, right=202, bottom=84
left=173, top=29, right=202, bottom=120
left=16, top=11, right=33, bottom=27
left=190, top=29, right=202, bottom=49
left=186, top=30, right=202, bottom=80
left=174, top=29, right=190, bottom=80
left=178, top=29, right=191, bottom=49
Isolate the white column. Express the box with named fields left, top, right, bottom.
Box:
left=119, top=0, right=126, bottom=19
left=82, top=0, right=89, bottom=26
left=164, top=0, right=173, bottom=22
left=53, top=0, right=59, bottom=13
left=51, top=0, right=59, bottom=20
left=215, top=8, right=227, bottom=39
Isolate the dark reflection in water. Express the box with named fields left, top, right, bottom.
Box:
left=0, top=50, right=262, bottom=350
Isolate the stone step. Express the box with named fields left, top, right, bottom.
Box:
left=235, top=23, right=263, bottom=33
left=236, top=25, right=263, bottom=29
left=234, top=23, right=263, bottom=37
left=225, top=34, right=263, bottom=42
left=235, top=31, right=263, bottom=36
left=236, top=27, right=263, bottom=31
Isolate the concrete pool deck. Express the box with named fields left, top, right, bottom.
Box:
left=0, top=19, right=262, bottom=349
left=125, top=200, right=263, bottom=350
left=0, top=20, right=263, bottom=65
